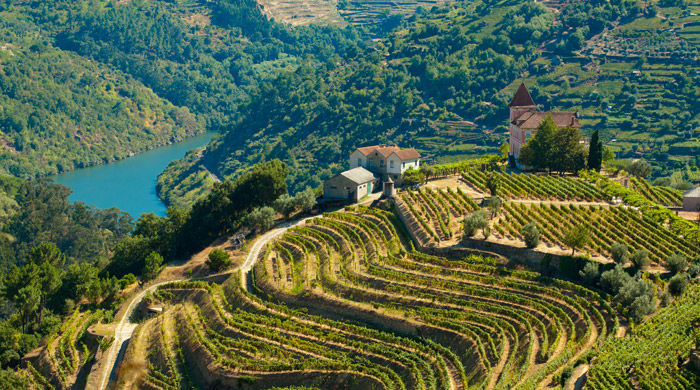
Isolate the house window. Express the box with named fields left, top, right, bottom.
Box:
left=330, top=186, right=337, bottom=189
left=390, top=160, right=394, bottom=169
left=357, top=158, right=362, bottom=166
left=380, top=160, right=384, bottom=167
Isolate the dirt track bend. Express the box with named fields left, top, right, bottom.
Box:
left=97, top=279, right=181, bottom=390
left=96, top=217, right=311, bottom=389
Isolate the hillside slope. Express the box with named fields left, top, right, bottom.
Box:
left=0, top=0, right=361, bottom=178
left=159, top=0, right=699, bottom=207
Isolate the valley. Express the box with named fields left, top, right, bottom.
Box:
left=0, top=0, right=698, bottom=389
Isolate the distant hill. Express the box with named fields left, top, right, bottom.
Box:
left=0, top=0, right=361, bottom=178
left=158, top=0, right=699, bottom=207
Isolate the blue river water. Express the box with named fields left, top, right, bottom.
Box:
left=53, top=132, right=215, bottom=218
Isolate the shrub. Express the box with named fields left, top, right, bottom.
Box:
left=658, top=290, right=671, bottom=307
left=628, top=294, right=655, bottom=323
left=119, top=273, right=137, bottom=289
left=600, top=265, right=631, bottom=294
left=143, top=251, right=163, bottom=281
left=486, top=196, right=502, bottom=217
left=610, top=242, right=628, bottom=264
left=668, top=274, right=688, bottom=296
left=627, top=159, right=652, bottom=178
left=207, top=249, right=232, bottom=272
left=463, top=209, right=489, bottom=237
left=579, top=262, right=599, bottom=285
left=563, top=225, right=590, bottom=256
left=664, top=254, right=687, bottom=274
left=521, top=221, right=540, bottom=248
left=247, top=207, right=275, bottom=233
left=688, top=263, right=700, bottom=278
left=630, top=249, right=650, bottom=269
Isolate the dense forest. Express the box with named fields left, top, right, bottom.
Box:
left=0, top=0, right=362, bottom=178
left=0, top=176, right=133, bottom=368
left=158, top=0, right=699, bottom=206
left=0, top=158, right=291, bottom=378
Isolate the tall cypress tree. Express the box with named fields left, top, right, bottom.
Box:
left=588, top=130, right=603, bottom=171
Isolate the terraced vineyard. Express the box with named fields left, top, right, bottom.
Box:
left=629, top=177, right=683, bottom=207
left=338, top=0, right=449, bottom=28
left=119, top=206, right=620, bottom=389
left=586, top=284, right=700, bottom=389
left=390, top=172, right=696, bottom=266
left=460, top=171, right=608, bottom=202
left=23, top=310, right=105, bottom=389
left=493, top=202, right=696, bottom=264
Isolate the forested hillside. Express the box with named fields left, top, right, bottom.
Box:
left=0, top=175, right=134, bottom=371
left=157, top=0, right=698, bottom=207
left=0, top=0, right=361, bottom=178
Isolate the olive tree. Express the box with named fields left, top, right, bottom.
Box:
left=668, top=274, right=688, bottom=296
left=664, top=254, right=687, bottom=275
left=610, top=242, right=628, bottom=264
left=246, top=207, right=275, bottom=233
left=630, top=249, right=650, bottom=269
left=521, top=222, right=540, bottom=248
left=579, top=262, right=599, bottom=285
left=563, top=225, right=590, bottom=256
left=463, top=209, right=489, bottom=237
left=206, top=249, right=232, bottom=272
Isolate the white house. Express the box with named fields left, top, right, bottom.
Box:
left=349, top=145, right=420, bottom=183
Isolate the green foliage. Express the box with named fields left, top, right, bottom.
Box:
left=521, top=221, right=540, bottom=249
left=664, top=254, right=687, bottom=274
left=587, top=284, right=699, bottom=389
left=273, top=187, right=316, bottom=219
left=463, top=209, right=489, bottom=237
left=519, top=115, right=587, bottom=173
left=610, top=242, right=629, bottom=264
left=600, top=264, right=631, bottom=295
left=627, top=159, right=653, bottom=178
left=579, top=262, right=599, bottom=285
left=402, top=167, right=425, bottom=186
left=562, top=225, right=590, bottom=256
left=667, top=274, right=688, bottom=296
left=587, top=130, right=603, bottom=171
left=143, top=252, right=164, bottom=281
left=247, top=207, right=275, bottom=233
left=206, top=249, right=232, bottom=273
left=616, top=277, right=656, bottom=322
left=630, top=249, right=650, bottom=269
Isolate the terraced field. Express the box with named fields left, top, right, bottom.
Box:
left=23, top=310, right=106, bottom=389
left=393, top=171, right=697, bottom=266
left=587, top=284, right=700, bottom=389
left=116, top=205, right=620, bottom=389
left=254, top=0, right=450, bottom=29
left=629, top=177, right=683, bottom=207
left=493, top=202, right=696, bottom=263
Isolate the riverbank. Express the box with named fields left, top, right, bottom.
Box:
left=53, top=132, right=216, bottom=218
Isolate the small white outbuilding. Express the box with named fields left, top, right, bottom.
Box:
left=683, top=187, right=700, bottom=211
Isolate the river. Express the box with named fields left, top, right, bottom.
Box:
left=53, top=132, right=215, bottom=218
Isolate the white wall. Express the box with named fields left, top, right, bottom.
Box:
left=349, top=150, right=366, bottom=169
left=400, top=158, right=419, bottom=174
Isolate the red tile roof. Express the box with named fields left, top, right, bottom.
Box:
left=508, top=83, right=537, bottom=107
left=354, top=145, right=421, bottom=160
left=512, top=111, right=581, bottom=129
left=392, top=148, right=421, bottom=160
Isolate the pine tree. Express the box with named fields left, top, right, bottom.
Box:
left=588, top=129, right=603, bottom=171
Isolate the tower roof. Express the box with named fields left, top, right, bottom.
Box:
left=508, top=83, right=536, bottom=107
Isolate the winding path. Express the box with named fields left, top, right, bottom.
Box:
left=96, top=279, right=181, bottom=390
left=95, top=216, right=311, bottom=389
